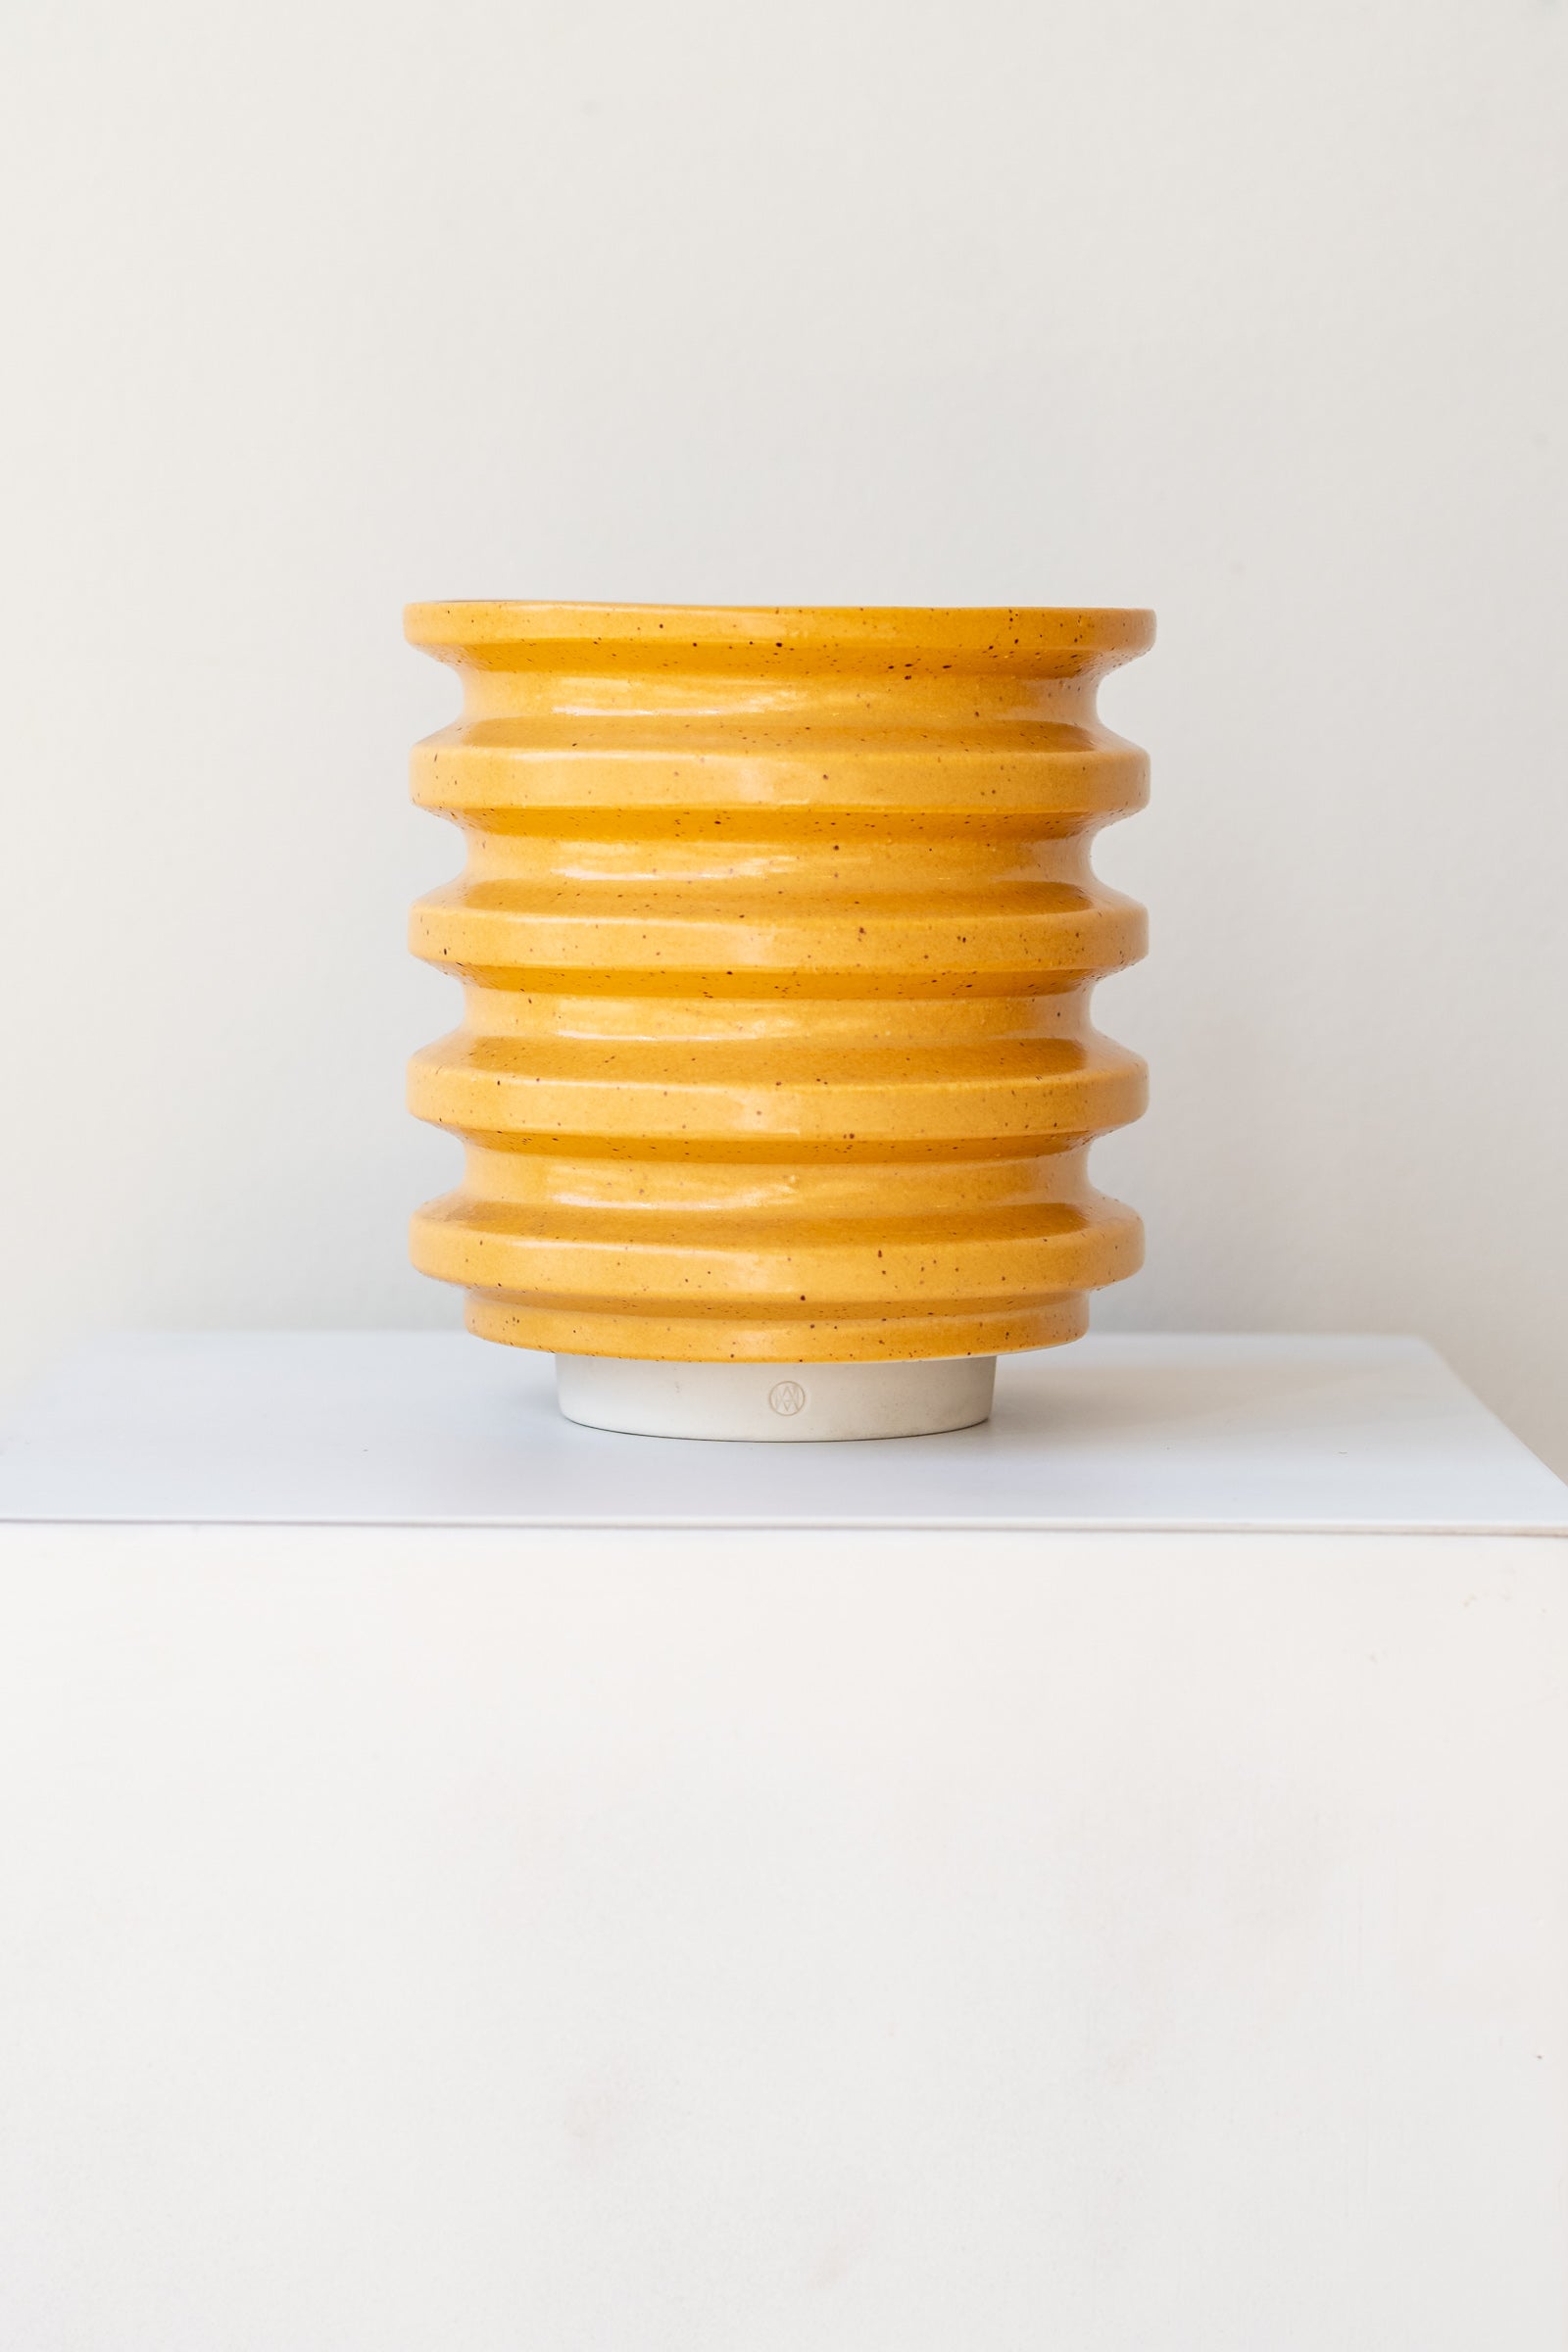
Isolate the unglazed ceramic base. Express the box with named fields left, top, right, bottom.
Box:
left=555, top=1353, right=997, bottom=1442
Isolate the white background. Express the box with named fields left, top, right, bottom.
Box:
left=2, top=0, right=1564, bottom=1469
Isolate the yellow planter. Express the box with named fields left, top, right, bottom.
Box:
left=406, top=603, right=1152, bottom=1382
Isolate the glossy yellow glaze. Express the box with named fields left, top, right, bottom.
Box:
left=406, top=604, right=1152, bottom=1362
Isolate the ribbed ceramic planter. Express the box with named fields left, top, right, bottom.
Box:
left=407, top=603, right=1152, bottom=1439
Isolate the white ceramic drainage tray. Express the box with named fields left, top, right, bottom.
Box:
left=555, top=1354, right=998, bottom=1442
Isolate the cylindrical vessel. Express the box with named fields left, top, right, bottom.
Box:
left=406, top=604, right=1152, bottom=1436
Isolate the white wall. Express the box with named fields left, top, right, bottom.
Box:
left=2, top=0, right=1564, bottom=1469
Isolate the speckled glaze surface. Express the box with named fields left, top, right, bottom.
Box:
left=406, top=604, right=1152, bottom=1363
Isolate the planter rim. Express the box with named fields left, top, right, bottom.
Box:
left=405, top=601, right=1154, bottom=672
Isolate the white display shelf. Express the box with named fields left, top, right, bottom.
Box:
left=1, top=1329, right=1563, bottom=1532
left=0, top=1333, right=1564, bottom=2352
